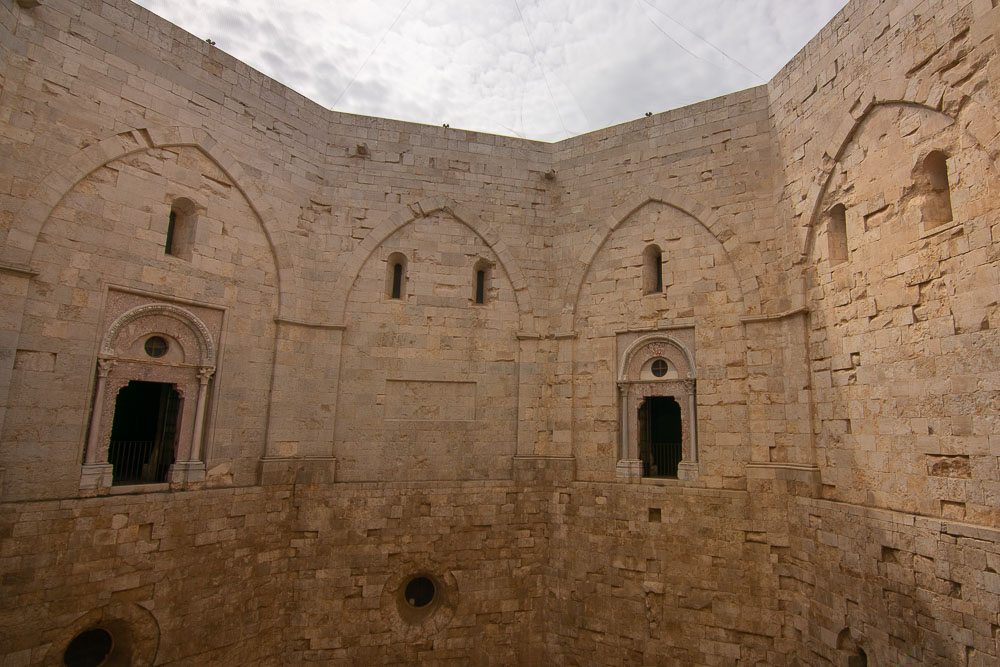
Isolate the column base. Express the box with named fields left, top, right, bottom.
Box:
left=168, top=460, right=206, bottom=483
left=616, top=459, right=643, bottom=481
left=676, top=460, right=699, bottom=482
left=79, top=463, right=114, bottom=490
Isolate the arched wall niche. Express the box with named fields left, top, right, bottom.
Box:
left=6, top=125, right=293, bottom=318
left=797, top=78, right=1000, bottom=265
left=333, top=209, right=521, bottom=483
left=571, top=198, right=746, bottom=483
left=802, top=89, right=1000, bottom=524
left=563, top=189, right=753, bottom=330
left=335, top=197, right=534, bottom=332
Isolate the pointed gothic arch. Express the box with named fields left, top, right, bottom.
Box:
left=561, top=189, right=753, bottom=331
left=5, top=125, right=295, bottom=318
left=797, top=78, right=1000, bottom=265
left=333, top=197, right=535, bottom=330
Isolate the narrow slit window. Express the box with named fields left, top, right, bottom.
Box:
left=392, top=263, right=403, bottom=299
left=643, top=244, right=663, bottom=294
left=475, top=269, right=485, bottom=304
left=387, top=252, right=408, bottom=300
left=165, top=210, right=176, bottom=255
left=827, top=203, right=848, bottom=265
left=472, top=259, right=492, bottom=305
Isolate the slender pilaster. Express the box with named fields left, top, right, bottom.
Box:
left=80, top=359, right=116, bottom=489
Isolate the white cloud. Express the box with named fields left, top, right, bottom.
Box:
left=134, top=0, right=848, bottom=141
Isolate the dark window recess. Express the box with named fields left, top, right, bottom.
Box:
left=828, top=204, right=848, bottom=265
left=475, top=269, right=485, bottom=304
left=392, top=263, right=403, bottom=299
left=638, top=396, right=682, bottom=478
left=165, top=210, right=176, bottom=255
left=63, top=628, right=112, bottom=667
left=404, top=576, right=435, bottom=607
left=651, top=359, right=668, bottom=377
left=922, top=151, right=953, bottom=226
left=643, top=244, right=664, bottom=294
left=107, top=381, right=179, bottom=484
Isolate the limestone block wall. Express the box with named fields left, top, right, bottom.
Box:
left=542, top=484, right=785, bottom=665
left=0, top=479, right=558, bottom=665
left=808, top=100, right=1000, bottom=525
left=334, top=209, right=522, bottom=481
left=572, top=200, right=748, bottom=485
left=0, top=140, right=280, bottom=499
left=286, top=480, right=551, bottom=665
left=0, top=486, right=294, bottom=666
left=761, top=0, right=1000, bottom=664
left=0, top=0, right=998, bottom=664
left=785, top=498, right=1000, bottom=666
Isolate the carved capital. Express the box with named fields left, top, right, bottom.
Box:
left=197, top=366, right=216, bottom=384
left=97, top=358, right=117, bottom=377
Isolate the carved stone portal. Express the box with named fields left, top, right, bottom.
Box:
left=81, top=303, right=216, bottom=489
left=616, top=332, right=698, bottom=482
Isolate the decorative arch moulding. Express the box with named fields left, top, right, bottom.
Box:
left=101, top=303, right=217, bottom=367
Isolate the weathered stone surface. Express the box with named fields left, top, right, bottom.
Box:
left=0, top=0, right=998, bottom=664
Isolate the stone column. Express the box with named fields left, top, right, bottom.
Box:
left=615, top=382, right=642, bottom=480
left=168, top=366, right=213, bottom=484
left=677, top=379, right=699, bottom=481
left=79, top=358, right=116, bottom=490
left=189, top=366, right=214, bottom=462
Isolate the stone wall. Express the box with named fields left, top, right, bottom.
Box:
left=0, top=0, right=998, bottom=664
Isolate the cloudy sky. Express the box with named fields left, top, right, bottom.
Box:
left=133, top=0, right=847, bottom=142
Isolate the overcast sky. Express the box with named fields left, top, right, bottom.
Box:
left=133, top=0, right=848, bottom=142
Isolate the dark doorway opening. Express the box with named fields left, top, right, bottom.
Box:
left=63, top=628, right=112, bottom=667
left=107, top=381, right=180, bottom=484
left=638, top=396, right=682, bottom=478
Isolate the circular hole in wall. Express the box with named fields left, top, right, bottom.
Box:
left=651, top=358, right=668, bottom=377
left=404, top=576, right=435, bottom=608
left=143, top=336, right=168, bottom=358
left=63, top=628, right=113, bottom=667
